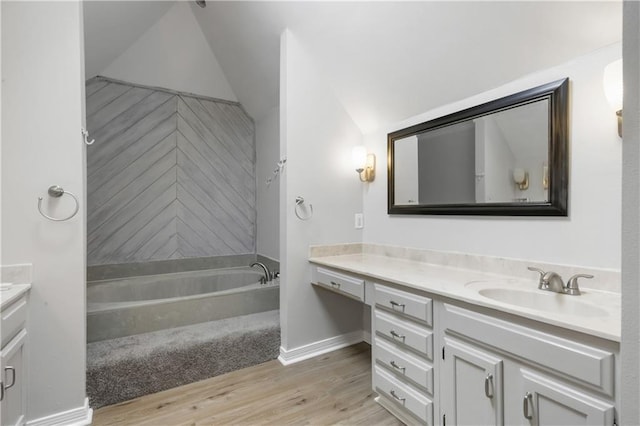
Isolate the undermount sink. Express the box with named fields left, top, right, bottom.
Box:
left=477, top=288, right=609, bottom=317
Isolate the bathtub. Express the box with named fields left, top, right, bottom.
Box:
left=87, top=267, right=279, bottom=342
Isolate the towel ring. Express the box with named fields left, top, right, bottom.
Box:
left=295, top=196, right=313, bottom=221
left=37, top=185, right=80, bottom=222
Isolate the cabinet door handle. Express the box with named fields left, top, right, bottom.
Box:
left=4, top=367, right=16, bottom=389
left=0, top=381, right=4, bottom=402
left=390, top=360, right=406, bottom=372
left=330, top=281, right=341, bottom=289
left=523, top=392, right=533, bottom=420
left=484, top=373, right=493, bottom=398
left=390, top=300, right=405, bottom=309
left=389, top=330, right=405, bottom=340
left=390, top=390, right=406, bottom=403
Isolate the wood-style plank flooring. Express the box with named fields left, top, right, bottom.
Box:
left=92, top=343, right=401, bottom=425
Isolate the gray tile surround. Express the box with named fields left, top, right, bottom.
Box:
left=87, top=254, right=280, bottom=281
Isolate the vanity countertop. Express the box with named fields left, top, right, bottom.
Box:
left=1, top=284, right=31, bottom=310
left=309, top=253, right=621, bottom=342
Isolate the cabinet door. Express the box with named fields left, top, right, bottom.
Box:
left=519, top=369, right=614, bottom=426
left=441, top=337, right=503, bottom=426
left=1, top=330, right=26, bottom=426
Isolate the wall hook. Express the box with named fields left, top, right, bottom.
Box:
left=81, top=127, right=95, bottom=145
left=37, top=185, right=80, bottom=222
left=295, top=196, right=313, bottom=221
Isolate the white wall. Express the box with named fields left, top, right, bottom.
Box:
left=1, top=1, right=88, bottom=422
left=363, top=44, right=622, bottom=270
left=256, top=106, right=280, bottom=260
left=475, top=117, right=516, bottom=202
left=621, top=1, right=640, bottom=423
left=280, top=30, right=364, bottom=351
left=99, top=2, right=237, bottom=102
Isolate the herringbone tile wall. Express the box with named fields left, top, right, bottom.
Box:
left=86, top=77, right=255, bottom=266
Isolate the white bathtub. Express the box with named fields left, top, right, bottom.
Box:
left=87, top=267, right=279, bottom=342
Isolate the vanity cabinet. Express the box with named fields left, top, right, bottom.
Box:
left=308, top=263, right=619, bottom=426
left=1, top=293, right=29, bottom=426
left=441, top=303, right=616, bottom=426
left=373, top=283, right=435, bottom=425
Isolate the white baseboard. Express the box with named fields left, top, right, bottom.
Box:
left=27, top=398, right=93, bottom=426
left=278, top=330, right=365, bottom=365
left=363, top=329, right=372, bottom=345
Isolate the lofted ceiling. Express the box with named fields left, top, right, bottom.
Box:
left=84, top=1, right=622, bottom=133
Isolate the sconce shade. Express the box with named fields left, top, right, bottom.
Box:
left=352, top=145, right=368, bottom=171
left=603, top=59, right=623, bottom=111
left=513, top=168, right=529, bottom=190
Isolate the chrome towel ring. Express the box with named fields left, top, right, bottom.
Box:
left=37, top=185, right=80, bottom=222
left=295, top=196, right=313, bottom=221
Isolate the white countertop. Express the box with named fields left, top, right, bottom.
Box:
left=309, top=254, right=621, bottom=342
left=1, top=284, right=31, bottom=310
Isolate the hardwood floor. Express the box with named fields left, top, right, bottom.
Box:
left=92, top=342, right=402, bottom=425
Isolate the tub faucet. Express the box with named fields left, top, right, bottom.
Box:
left=251, top=262, right=271, bottom=284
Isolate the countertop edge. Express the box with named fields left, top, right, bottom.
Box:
left=0, top=284, right=31, bottom=310
left=309, top=255, right=621, bottom=343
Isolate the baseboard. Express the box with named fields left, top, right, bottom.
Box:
left=363, top=329, right=372, bottom=345
left=27, top=398, right=93, bottom=426
left=278, top=330, right=365, bottom=365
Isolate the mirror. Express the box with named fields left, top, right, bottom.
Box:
left=388, top=78, right=568, bottom=216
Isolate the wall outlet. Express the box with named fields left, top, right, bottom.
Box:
left=355, top=213, right=364, bottom=229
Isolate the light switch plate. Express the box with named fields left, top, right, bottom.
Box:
left=355, top=213, right=364, bottom=229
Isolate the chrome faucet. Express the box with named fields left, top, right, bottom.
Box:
left=528, top=267, right=593, bottom=295
left=251, top=262, right=271, bottom=284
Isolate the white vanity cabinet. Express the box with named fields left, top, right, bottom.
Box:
left=441, top=303, right=616, bottom=426
left=308, top=261, right=619, bottom=426
left=372, top=283, right=435, bottom=425
left=1, top=291, right=29, bottom=426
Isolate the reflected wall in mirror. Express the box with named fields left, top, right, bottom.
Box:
left=388, top=78, right=568, bottom=216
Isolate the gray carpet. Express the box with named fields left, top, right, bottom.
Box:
left=87, top=310, right=280, bottom=409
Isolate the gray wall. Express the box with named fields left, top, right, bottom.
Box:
left=417, top=121, right=476, bottom=204
left=86, top=77, right=256, bottom=266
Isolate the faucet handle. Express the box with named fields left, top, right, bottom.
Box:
left=565, top=274, right=594, bottom=296
left=527, top=266, right=546, bottom=289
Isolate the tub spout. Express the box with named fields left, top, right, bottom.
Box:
left=250, top=262, right=271, bottom=284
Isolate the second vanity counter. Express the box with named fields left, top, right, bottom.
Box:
left=309, top=253, right=621, bottom=342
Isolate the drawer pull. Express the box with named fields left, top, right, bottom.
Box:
left=389, top=330, right=406, bottom=341
left=523, top=392, right=533, bottom=420
left=4, top=367, right=15, bottom=389
left=390, top=360, right=406, bottom=372
left=484, top=373, right=493, bottom=398
left=389, top=300, right=406, bottom=310
left=390, top=390, right=406, bottom=403
left=0, top=382, right=4, bottom=402
left=330, top=281, right=341, bottom=289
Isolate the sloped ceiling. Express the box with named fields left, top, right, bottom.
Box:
left=83, top=1, right=175, bottom=79
left=85, top=1, right=622, bottom=133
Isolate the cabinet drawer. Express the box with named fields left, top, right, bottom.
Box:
left=375, top=310, right=433, bottom=360
left=375, top=337, right=433, bottom=395
left=375, top=284, right=432, bottom=326
left=314, top=267, right=364, bottom=301
left=1, top=296, right=27, bottom=349
left=374, top=365, right=433, bottom=425
left=442, top=303, right=615, bottom=397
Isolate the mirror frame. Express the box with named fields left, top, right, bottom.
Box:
left=387, top=78, right=569, bottom=216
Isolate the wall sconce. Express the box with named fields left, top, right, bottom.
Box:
left=352, top=145, right=376, bottom=182
left=603, top=59, right=623, bottom=138
left=513, top=168, right=529, bottom=190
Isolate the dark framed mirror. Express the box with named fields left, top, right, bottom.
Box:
left=388, top=78, right=569, bottom=216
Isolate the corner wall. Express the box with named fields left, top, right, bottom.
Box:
left=1, top=1, right=89, bottom=422
left=363, top=44, right=622, bottom=271
left=621, top=1, right=640, bottom=423
left=256, top=106, right=280, bottom=261
left=279, top=30, right=364, bottom=353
